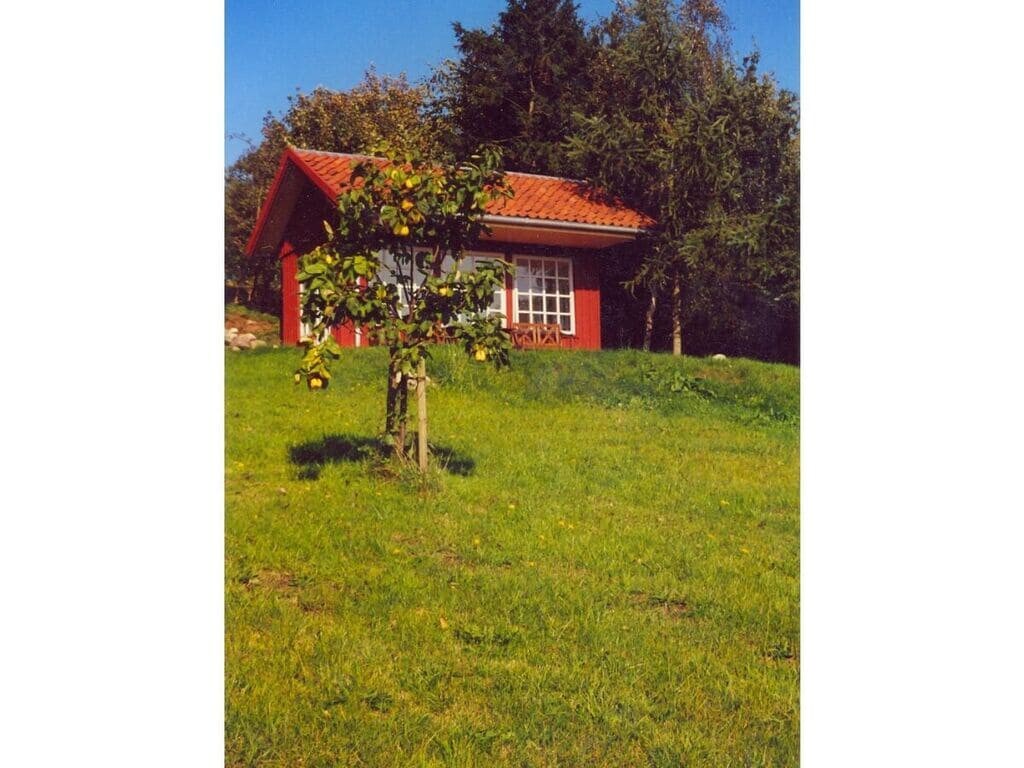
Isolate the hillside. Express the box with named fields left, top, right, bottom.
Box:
left=225, top=303, right=279, bottom=343
left=226, top=347, right=799, bottom=766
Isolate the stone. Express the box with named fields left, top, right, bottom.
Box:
left=232, top=333, right=257, bottom=349
left=711, top=353, right=728, bottom=361
left=251, top=339, right=268, bottom=349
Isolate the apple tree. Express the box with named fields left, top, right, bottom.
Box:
left=294, top=144, right=514, bottom=470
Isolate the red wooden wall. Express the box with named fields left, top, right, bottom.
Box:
left=571, top=253, right=602, bottom=350
left=279, top=244, right=299, bottom=346
left=277, top=227, right=603, bottom=349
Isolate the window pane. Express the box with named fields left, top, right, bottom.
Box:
left=518, top=296, right=530, bottom=311
left=544, top=262, right=556, bottom=277
left=559, top=297, right=570, bottom=313
left=546, top=296, right=557, bottom=312
left=557, top=261, right=568, bottom=278
left=559, top=316, right=571, bottom=332
left=532, top=295, right=544, bottom=312
left=541, top=278, right=553, bottom=293
left=558, top=278, right=569, bottom=294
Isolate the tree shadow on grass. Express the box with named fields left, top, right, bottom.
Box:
left=288, top=434, right=476, bottom=480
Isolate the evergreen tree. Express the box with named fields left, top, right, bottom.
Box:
left=435, top=0, right=595, bottom=175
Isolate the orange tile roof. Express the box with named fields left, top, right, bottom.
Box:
left=289, top=148, right=655, bottom=230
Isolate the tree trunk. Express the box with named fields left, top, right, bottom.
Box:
left=416, top=358, right=428, bottom=472
left=642, top=290, right=657, bottom=351
left=671, top=271, right=683, bottom=356
left=396, top=380, right=408, bottom=458
left=385, top=352, right=406, bottom=459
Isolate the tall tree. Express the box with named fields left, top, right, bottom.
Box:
left=225, top=71, right=445, bottom=313
left=567, top=0, right=799, bottom=359
left=433, top=0, right=595, bottom=175
left=294, top=145, right=514, bottom=470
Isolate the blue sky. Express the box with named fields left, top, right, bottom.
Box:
left=226, top=0, right=799, bottom=166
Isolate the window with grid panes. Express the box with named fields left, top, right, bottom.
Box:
left=459, top=253, right=506, bottom=322
left=514, top=256, right=574, bottom=333
left=377, top=249, right=507, bottom=323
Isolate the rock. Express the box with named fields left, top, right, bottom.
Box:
left=225, top=328, right=239, bottom=345
left=251, top=339, right=268, bottom=349
left=232, top=332, right=257, bottom=349
left=711, top=353, right=728, bottom=361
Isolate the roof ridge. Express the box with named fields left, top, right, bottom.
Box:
left=291, top=146, right=593, bottom=185
left=291, top=147, right=378, bottom=161
left=503, top=170, right=587, bottom=184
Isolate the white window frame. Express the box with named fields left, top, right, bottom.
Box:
left=512, top=255, right=575, bottom=335
left=376, top=248, right=509, bottom=327
left=459, top=250, right=508, bottom=326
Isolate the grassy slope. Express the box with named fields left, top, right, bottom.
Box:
left=225, top=303, right=280, bottom=343
left=226, top=347, right=799, bottom=767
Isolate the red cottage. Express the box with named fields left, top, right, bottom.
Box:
left=246, top=148, right=654, bottom=349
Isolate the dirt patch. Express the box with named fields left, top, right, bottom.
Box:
left=630, top=591, right=692, bottom=617
left=240, top=569, right=332, bottom=613
left=390, top=532, right=423, bottom=549
left=242, top=569, right=299, bottom=591
left=433, top=546, right=464, bottom=567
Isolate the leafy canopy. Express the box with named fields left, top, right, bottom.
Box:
left=295, top=143, right=514, bottom=394
left=567, top=0, right=799, bottom=358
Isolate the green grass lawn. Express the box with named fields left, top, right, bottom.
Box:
left=226, top=346, right=799, bottom=767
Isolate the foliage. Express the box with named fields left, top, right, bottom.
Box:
left=294, top=144, right=515, bottom=462
left=567, top=0, right=800, bottom=360
left=431, top=0, right=596, bottom=175
left=226, top=346, right=799, bottom=766
left=225, top=70, right=447, bottom=313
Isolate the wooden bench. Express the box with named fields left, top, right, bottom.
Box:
left=509, top=322, right=566, bottom=349
left=372, top=322, right=567, bottom=349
